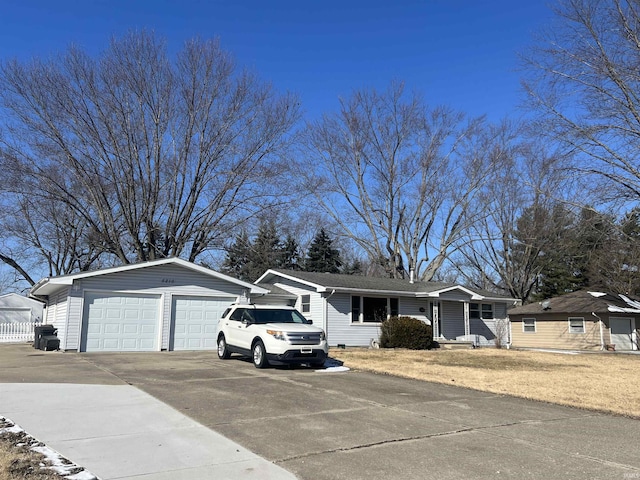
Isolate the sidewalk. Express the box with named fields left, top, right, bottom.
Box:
left=1, top=383, right=297, bottom=480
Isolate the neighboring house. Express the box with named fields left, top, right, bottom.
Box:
left=508, top=290, right=640, bottom=351
left=254, top=269, right=517, bottom=347
left=0, top=293, right=45, bottom=343
left=0, top=293, right=45, bottom=323
left=29, top=258, right=267, bottom=352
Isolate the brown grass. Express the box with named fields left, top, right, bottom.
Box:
left=0, top=435, right=61, bottom=480
left=332, top=348, right=640, bottom=418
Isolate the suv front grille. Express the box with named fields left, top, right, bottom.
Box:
left=286, top=332, right=322, bottom=345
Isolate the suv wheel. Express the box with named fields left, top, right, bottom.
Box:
left=252, top=340, right=269, bottom=368
left=217, top=335, right=230, bottom=359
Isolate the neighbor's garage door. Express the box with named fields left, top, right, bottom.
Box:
left=171, top=296, right=235, bottom=350
left=82, top=292, right=160, bottom=352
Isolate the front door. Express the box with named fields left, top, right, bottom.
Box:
left=610, top=317, right=636, bottom=350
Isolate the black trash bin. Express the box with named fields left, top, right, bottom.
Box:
left=39, top=335, right=60, bottom=351
left=34, top=325, right=57, bottom=350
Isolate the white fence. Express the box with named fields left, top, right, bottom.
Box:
left=0, top=322, right=39, bottom=343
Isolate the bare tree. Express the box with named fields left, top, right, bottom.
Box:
left=453, top=140, right=576, bottom=301
left=523, top=0, right=640, bottom=203
left=298, top=82, right=512, bottom=281
left=0, top=31, right=299, bottom=280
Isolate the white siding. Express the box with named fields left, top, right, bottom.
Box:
left=44, top=288, right=70, bottom=349
left=60, top=264, right=245, bottom=351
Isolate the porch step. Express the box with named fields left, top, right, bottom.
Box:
left=436, top=340, right=474, bottom=350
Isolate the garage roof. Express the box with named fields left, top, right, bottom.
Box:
left=30, top=258, right=269, bottom=297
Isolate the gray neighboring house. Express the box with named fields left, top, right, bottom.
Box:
left=0, top=293, right=45, bottom=324
left=254, top=269, right=517, bottom=347
left=29, top=258, right=267, bottom=352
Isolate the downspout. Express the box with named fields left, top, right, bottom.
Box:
left=324, top=289, right=336, bottom=346
left=592, top=312, right=605, bottom=351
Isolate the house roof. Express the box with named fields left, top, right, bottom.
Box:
left=508, top=290, right=640, bottom=316
left=0, top=293, right=45, bottom=307
left=255, top=269, right=516, bottom=301
left=30, top=258, right=269, bottom=297
left=254, top=283, right=297, bottom=299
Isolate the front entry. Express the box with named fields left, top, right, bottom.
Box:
left=610, top=317, right=636, bottom=351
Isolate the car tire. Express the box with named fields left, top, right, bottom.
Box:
left=217, top=335, right=231, bottom=359
left=252, top=340, right=269, bottom=368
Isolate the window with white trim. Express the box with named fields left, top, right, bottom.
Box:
left=523, top=318, right=536, bottom=333
left=568, top=317, right=585, bottom=334
left=351, top=296, right=399, bottom=323
left=300, top=294, right=311, bottom=313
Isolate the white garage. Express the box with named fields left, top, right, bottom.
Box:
left=30, top=258, right=268, bottom=352
left=82, top=292, right=161, bottom=352
left=171, top=296, right=235, bottom=350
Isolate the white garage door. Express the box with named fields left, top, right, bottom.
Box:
left=171, top=296, right=235, bottom=350
left=0, top=308, right=30, bottom=324
left=82, top=292, right=160, bottom=352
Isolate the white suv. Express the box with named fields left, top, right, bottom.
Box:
left=217, top=304, right=329, bottom=368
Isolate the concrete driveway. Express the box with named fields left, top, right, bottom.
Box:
left=2, top=344, right=640, bottom=480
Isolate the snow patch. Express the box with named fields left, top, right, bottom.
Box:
left=1, top=416, right=98, bottom=479
left=316, top=366, right=350, bottom=373
left=588, top=291, right=607, bottom=297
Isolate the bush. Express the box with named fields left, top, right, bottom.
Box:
left=379, top=316, right=433, bottom=350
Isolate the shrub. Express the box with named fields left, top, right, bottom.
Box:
left=379, top=316, right=433, bottom=350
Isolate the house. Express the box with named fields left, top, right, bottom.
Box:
left=0, top=293, right=45, bottom=323
left=254, top=269, right=517, bottom=347
left=29, top=258, right=267, bottom=352
left=508, top=290, right=639, bottom=351
left=0, top=293, right=45, bottom=343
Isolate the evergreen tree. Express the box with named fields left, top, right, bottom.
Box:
left=246, top=220, right=284, bottom=281
left=281, top=235, right=302, bottom=270
left=305, top=229, right=342, bottom=273
left=221, top=230, right=252, bottom=281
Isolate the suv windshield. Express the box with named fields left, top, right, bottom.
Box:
left=233, top=308, right=309, bottom=324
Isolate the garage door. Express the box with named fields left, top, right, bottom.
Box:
left=82, top=292, right=160, bottom=352
left=171, top=296, right=235, bottom=350
left=0, top=308, right=30, bottom=323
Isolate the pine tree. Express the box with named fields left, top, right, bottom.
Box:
left=246, top=220, right=284, bottom=281
left=221, top=230, right=252, bottom=281
left=305, top=229, right=342, bottom=273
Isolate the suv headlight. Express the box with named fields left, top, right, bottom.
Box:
left=320, top=331, right=326, bottom=341
left=266, top=329, right=286, bottom=341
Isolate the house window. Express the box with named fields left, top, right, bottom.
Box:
left=569, top=317, right=585, bottom=334
left=470, top=303, right=493, bottom=319
left=523, top=318, right=536, bottom=333
left=351, top=296, right=399, bottom=323
left=351, top=296, right=361, bottom=323
left=300, top=294, right=311, bottom=313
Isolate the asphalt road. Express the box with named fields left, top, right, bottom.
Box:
left=2, top=344, right=640, bottom=480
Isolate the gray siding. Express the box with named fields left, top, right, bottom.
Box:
left=62, top=264, right=245, bottom=351
left=441, top=301, right=464, bottom=339
left=327, top=293, right=381, bottom=347
left=440, top=291, right=473, bottom=302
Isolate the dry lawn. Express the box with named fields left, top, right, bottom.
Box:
left=0, top=437, right=60, bottom=480
left=332, top=348, right=640, bottom=418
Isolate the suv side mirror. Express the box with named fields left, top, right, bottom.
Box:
left=307, top=319, right=313, bottom=325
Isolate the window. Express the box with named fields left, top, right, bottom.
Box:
left=300, top=294, right=311, bottom=313
left=569, top=317, right=585, bottom=334
left=523, top=318, right=536, bottom=333
left=470, top=303, right=493, bottom=319
left=351, top=296, right=399, bottom=323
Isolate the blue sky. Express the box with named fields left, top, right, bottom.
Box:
left=1, top=0, right=553, bottom=121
